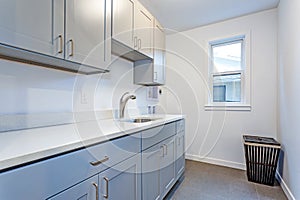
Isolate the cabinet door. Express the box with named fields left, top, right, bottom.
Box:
left=112, top=0, right=135, bottom=49
left=99, top=154, right=141, bottom=200
left=175, top=131, right=185, bottom=179
left=0, top=0, right=64, bottom=58
left=65, top=0, right=108, bottom=69
left=160, top=136, right=176, bottom=198
left=142, top=143, right=163, bottom=200
left=48, top=175, right=98, bottom=200
left=153, top=20, right=165, bottom=85
left=134, top=1, right=153, bottom=58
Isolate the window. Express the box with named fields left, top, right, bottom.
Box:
left=206, top=34, right=251, bottom=111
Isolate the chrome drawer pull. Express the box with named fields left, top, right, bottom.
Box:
left=90, top=156, right=109, bottom=166
left=103, top=177, right=109, bottom=199
left=92, top=182, right=99, bottom=200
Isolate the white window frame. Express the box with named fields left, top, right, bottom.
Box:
left=205, top=33, right=252, bottom=111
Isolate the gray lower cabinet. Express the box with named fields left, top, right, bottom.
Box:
left=0, top=120, right=184, bottom=200
left=0, top=132, right=141, bottom=200
left=98, top=154, right=141, bottom=200
left=142, top=143, right=162, bottom=200
left=49, top=154, right=141, bottom=200
left=159, top=136, right=176, bottom=199
left=48, top=175, right=99, bottom=200
left=175, top=130, right=185, bottom=179
left=141, top=136, right=176, bottom=200
left=142, top=120, right=184, bottom=200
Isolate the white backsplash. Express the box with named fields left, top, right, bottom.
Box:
left=0, top=54, right=162, bottom=133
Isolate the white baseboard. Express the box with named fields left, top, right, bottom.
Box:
left=276, top=172, right=296, bottom=200
left=185, top=154, right=246, bottom=170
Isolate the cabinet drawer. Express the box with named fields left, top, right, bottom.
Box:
left=0, top=133, right=141, bottom=200
left=176, top=119, right=185, bottom=133
left=141, top=122, right=176, bottom=151
left=88, top=133, right=141, bottom=171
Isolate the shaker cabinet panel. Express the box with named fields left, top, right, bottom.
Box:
left=175, top=131, right=185, bottom=179
left=141, top=121, right=184, bottom=200
left=160, top=136, right=176, bottom=198
left=112, top=0, right=154, bottom=59
left=134, top=1, right=153, bottom=58
left=65, top=0, right=107, bottom=69
left=153, top=20, right=166, bottom=85
left=99, top=153, right=141, bottom=200
left=0, top=0, right=64, bottom=58
left=142, top=143, right=162, bottom=200
left=112, top=0, right=135, bottom=49
left=134, top=19, right=165, bottom=86
left=48, top=175, right=98, bottom=200
left=175, top=120, right=185, bottom=179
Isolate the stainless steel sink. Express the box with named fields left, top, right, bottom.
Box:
left=120, top=117, right=162, bottom=123
left=132, top=118, right=152, bottom=123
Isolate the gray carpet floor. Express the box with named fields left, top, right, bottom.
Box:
left=165, top=160, right=287, bottom=200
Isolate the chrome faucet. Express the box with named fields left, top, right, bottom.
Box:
left=119, top=92, right=136, bottom=118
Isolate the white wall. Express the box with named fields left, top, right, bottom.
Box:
left=161, top=9, right=278, bottom=169
left=278, top=0, right=300, bottom=199
left=0, top=55, right=153, bottom=117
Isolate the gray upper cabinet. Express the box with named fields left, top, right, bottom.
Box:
left=0, top=0, right=110, bottom=74
left=65, top=0, right=110, bottom=69
left=153, top=20, right=166, bottom=85
left=0, top=0, right=64, bottom=58
left=111, top=0, right=154, bottom=59
left=134, top=19, right=165, bottom=86
left=111, top=0, right=166, bottom=85
left=134, top=1, right=154, bottom=58
left=112, top=0, right=135, bottom=49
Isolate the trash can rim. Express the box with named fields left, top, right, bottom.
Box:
left=243, top=135, right=280, bottom=146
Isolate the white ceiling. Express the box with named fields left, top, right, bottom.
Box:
left=139, top=0, right=280, bottom=33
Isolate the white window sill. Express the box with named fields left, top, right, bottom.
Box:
left=204, top=104, right=251, bottom=111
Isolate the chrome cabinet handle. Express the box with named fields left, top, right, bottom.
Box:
left=90, top=156, right=109, bottom=166
left=69, top=39, right=74, bottom=57
left=160, top=145, right=165, bottom=157
left=134, top=36, right=138, bottom=48
left=138, top=39, right=141, bottom=50
left=154, top=72, right=158, bottom=81
left=164, top=144, right=168, bottom=156
left=178, top=137, right=181, bottom=146
left=58, top=35, right=63, bottom=54
left=103, top=177, right=109, bottom=199
left=92, top=182, right=99, bottom=200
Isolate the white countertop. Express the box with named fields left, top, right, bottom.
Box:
left=0, top=114, right=184, bottom=172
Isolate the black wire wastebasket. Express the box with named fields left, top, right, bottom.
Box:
left=243, top=135, right=281, bottom=186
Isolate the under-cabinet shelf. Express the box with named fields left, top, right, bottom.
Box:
left=0, top=43, right=109, bottom=75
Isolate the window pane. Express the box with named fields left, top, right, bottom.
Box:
left=213, top=73, right=241, bottom=102
left=212, top=41, right=242, bottom=73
